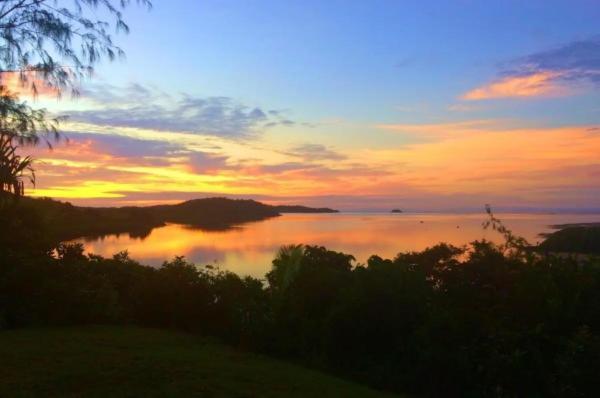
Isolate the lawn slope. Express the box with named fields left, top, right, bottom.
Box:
left=0, top=326, right=398, bottom=398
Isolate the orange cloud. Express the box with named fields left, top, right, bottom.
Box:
left=462, top=71, right=568, bottom=100
left=0, top=71, right=60, bottom=98
left=25, top=134, right=383, bottom=204
left=21, top=121, right=600, bottom=209
left=368, top=124, right=600, bottom=201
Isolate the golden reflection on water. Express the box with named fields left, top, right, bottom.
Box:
left=76, top=213, right=600, bottom=278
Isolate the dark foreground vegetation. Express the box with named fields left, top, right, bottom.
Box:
left=1, top=205, right=600, bottom=397
left=12, top=196, right=337, bottom=242
left=0, top=326, right=394, bottom=398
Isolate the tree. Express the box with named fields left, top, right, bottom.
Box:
left=0, top=0, right=152, bottom=93
left=0, top=0, right=152, bottom=198
left=267, top=244, right=305, bottom=293
left=0, top=132, right=33, bottom=197
left=0, top=87, right=60, bottom=197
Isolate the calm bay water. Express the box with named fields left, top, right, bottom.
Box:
left=75, top=212, right=600, bottom=278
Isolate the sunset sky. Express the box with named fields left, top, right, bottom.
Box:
left=19, top=0, right=600, bottom=211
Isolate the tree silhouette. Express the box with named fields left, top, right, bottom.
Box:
left=0, top=0, right=152, bottom=93
left=267, top=244, right=305, bottom=292
left=0, top=87, right=60, bottom=197
left=0, top=0, right=152, bottom=198
left=0, top=132, right=33, bottom=197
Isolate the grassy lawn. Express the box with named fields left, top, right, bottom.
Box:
left=0, top=326, right=399, bottom=398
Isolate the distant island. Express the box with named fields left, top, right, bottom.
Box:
left=547, top=222, right=600, bottom=229
left=391, top=209, right=402, bottom=213
left=18, top=196, right=338, bottom=242
left=274, top=205, right=338, bottom=213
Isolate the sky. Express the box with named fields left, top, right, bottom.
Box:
left=15, top=0, right=600, bottom=210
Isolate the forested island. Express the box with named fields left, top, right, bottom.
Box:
left=16, top=196, right=337, bottom=242
left=539, top=224, right=600, bottom=255
left=273, top=204, right=339, bottom=213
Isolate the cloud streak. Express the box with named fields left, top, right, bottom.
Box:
left=462, top=71, right=568, bottom=100
left=285, top=143, right=346, bottom=161
left=463, top=37, right=600, bottom=100
left=66, top=83, right=295, bottom=138
left=513, top=37, right=600, bottom=83
left=377, top=119, right=505, bottom=139
left=25, top=119, right=600, bottom=210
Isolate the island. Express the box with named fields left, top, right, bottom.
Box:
left=16, top=196, right=339, bottom=242
left=273, top=205, right=338, bottom=213
left=391, top=209, right=403, bottom=213
left=538, top=223, right=600, bottom=255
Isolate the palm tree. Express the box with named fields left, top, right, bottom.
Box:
left=0, top=0, right=151, bottom=198
left=268, top=244, right=305, bottom=292
left=0, top=133, right=34, bottom=199
left=0, top=86, right=57, bottom=201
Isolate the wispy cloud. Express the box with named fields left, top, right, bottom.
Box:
left=285, top=143, right=346, bottom=161
left=0, top=71, right=60, bottom=98
left=65, top=83, right=295, bottom=138
left=447, top=103, right=485, bottom=112
left=377, top=119, right=505, bottom=138
left=462, top=71, right=568, bottom=100
left=512, top=36, right=600, bottom=83
left=462, top=37, right=600, bottom=100
left=25, top=120, right=600, bottom=209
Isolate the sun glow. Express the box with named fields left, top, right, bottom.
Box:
left=24, top=120, right=600, bottom=209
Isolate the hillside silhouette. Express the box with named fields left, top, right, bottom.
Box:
left=540, top=225, right=600, bottom=255
left=16, top=196, right=337, bottom=242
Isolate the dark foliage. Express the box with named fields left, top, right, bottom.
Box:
left=1, top=207, right=599, bottom=397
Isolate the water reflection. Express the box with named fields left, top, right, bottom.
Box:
left=74, top=213, right=600, bottom=278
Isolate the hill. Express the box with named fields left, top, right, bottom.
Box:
left=17, top=196, right=337, bottom=241
left=0, top=326, right=398, bottom=398
left=539, top=225, right=600, bottom=255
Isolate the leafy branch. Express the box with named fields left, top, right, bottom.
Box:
left=483, top=204, right=533, bottom=260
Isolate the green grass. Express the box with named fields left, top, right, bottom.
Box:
left=0, top=326, right=400, bottom=398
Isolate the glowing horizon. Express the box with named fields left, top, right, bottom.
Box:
left=9, top=1, right=600, bottom=210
